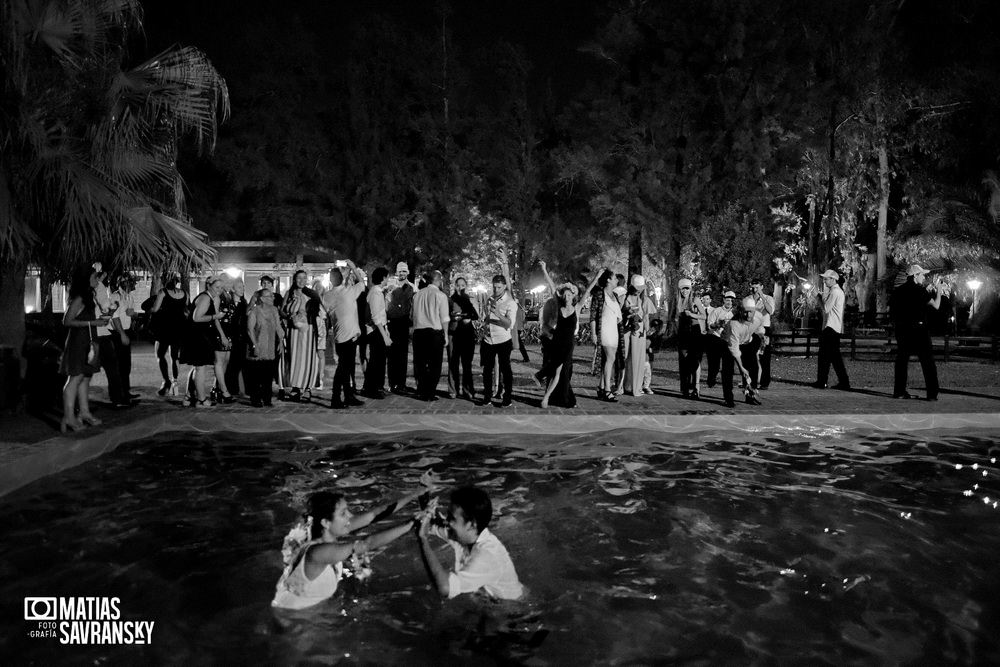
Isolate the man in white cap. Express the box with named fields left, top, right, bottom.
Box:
left=889, top=264, right=943, bottom=400
left=705, top=289, right=736, bottom=388
left=814, top=269, right=850, bottom=390
left=386, top=261, right=416, bottom=394
left=720, top=296, right=770, bottom=407
left=675, top=277, right=705, bottom=397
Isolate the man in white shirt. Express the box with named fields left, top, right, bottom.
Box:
left=94, top=272, right=130, bottom=407
left=323, top=259, right=367, bottom=409
left=814, top=269, right=851, bottom=390
left=410, top=270, right=450, bottom=401
left=361, top=266, right=392, bottom=399
left=417, top=486, right=523, bottom=601
left=480, top=274, right=516, bottom=407
left=721, top=296, right=772, bottom=408
left=109, top=275, right=138, bottom=402
left=704, top=290, right=736, bottom=388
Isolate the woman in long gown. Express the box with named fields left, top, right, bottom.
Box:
left=623, top=275, right=656, bottom=396
left=280, top=270, right=320, bottom=401
left=537, top=263, right=602, bottom=409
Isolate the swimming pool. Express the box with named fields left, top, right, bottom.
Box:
left=2, top=428, right=998, bottom=664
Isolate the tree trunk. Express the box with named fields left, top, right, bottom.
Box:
left=856, top=252, right=877, bottom=320
left=876, top=134, right=890, bottom=313
left=628, top=227, right=642, bottom=278
left=0, top=258, right=28, bottom=400
left=807, top=197, right=818, bottom=275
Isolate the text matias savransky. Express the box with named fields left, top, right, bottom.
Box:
left=24, top=596, right=155, bottom=645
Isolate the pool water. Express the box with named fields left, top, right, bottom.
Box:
left=1, top=428, right=999, bottom=665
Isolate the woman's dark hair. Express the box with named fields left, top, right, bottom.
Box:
left=450, top=486, right=492, bottom=534
left=371, top=266, right=389, bottom=285
left=68, top=266, right=96, bottom=309
left=289, top=270, right=307, bottom=294
left=595, top=269, right=614, bottom=292
left=306, top=492, right=346, bottom=539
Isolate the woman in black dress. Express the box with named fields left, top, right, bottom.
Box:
left=150, top=272, right=188, bottom=396
left=180, top=277, right=228, bottom=407
left=536, top=263, right=601, bottom=409
left=59, top=265, right=111, bottom=432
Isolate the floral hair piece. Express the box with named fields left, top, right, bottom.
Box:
left=280, top=516, right=313, bottom=567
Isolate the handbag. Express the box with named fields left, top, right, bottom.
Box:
left=86, top=324, right=100, bottom=367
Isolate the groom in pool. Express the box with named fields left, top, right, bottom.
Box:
left=416, top=486, right=523, bottom=600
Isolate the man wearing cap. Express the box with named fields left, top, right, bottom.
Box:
left=705, top=290, right=737, bottom=388
left=889, top=264, right=943, bottom=400
left=386, top=261, right=416, bottom=394
left=749, top=278, right=776, bottom=389
left=814, top=269, right=850, bottom=390
left=675, top=278, right=705, bottom=397
left=720, top=296, right=771, bottom=407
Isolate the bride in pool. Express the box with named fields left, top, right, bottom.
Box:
left=273, top=478, right=433, bottom=610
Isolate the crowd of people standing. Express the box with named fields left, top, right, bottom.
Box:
left=57, top=259, right=950, bottom=429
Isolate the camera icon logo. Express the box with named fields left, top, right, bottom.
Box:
left=24, top=597, right=57, bottom=621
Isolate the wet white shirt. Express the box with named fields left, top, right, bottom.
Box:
left=442, top=528, right=523, bottom=600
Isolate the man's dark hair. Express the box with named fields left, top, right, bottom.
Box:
left=371, top=267, right=389, bottom=285
left=492, top=274, right=507, bottom=285
left=450, top=486, right=492, bottom=533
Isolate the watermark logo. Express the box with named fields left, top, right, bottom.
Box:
left=24, top=597, right=57, bottom=621
left=24, top=597, right=154, bottom=645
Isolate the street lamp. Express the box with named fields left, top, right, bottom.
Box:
left=967, top=279, right=982, bottom=322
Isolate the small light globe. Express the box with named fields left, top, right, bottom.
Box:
left=224, top=266, right=242, bottom=279
left=802, top=282, right=812, bottom=291
left=967, top=279, right=982, bottom=291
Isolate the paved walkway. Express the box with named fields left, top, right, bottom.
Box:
left=2, top=343, right=999, bottom=496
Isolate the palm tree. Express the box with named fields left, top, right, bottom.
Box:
left=0, top=0, right=229, bottom=380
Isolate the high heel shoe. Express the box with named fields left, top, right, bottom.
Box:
left=80, top=415, right=103, bottom=426
left=195, top=398, right=213, bottom=409
left=60, top=418, right=84, bottom=433
left=157, top=380, right=171, bottom=396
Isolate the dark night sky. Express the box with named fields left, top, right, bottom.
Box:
left=139, top=0, right=601, bottom=103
